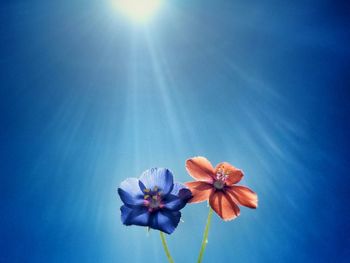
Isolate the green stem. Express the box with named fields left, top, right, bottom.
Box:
left=160, top=231, right=175, bottom=263
left=197, top=207, right=213, bottom=263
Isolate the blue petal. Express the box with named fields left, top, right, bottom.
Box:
left=118, top=178, right=144, bottom=206
left=149, top=209, right=181, bottom=234
left=163, top=183, right=192, bottom=211
left=120, top=205, right=150, bottom=226
left=139, top=168, right=174, bottom=195
left=170, top=182, right=192, bottom=198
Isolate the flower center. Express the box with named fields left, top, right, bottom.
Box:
left=214, top=165, right=229, bottom=190
left=143, top=186, right=163, bottom=212
left=213, top=180, right=225, bottom=190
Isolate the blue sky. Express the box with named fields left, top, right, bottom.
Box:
left=1, top=0, right=349, bottom=262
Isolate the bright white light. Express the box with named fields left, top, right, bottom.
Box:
left=113, top=0, right=163, bottom=23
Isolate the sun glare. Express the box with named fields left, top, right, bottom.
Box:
left=113, top=0, right=163, bottom=23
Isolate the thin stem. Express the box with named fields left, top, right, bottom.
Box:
left=197, top=207, right=213, bottom=263
left=160, top=231, right=175, bottom=263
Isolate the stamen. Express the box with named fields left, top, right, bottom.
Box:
left=214, top=166, right=228, bottom=190
left=143, top=185, right=163, bottom=212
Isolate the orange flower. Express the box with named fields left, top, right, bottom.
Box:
left=185, top=156, right=258, bottom=221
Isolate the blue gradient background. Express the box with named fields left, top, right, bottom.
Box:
left=1, top=0, right=350, bottom=262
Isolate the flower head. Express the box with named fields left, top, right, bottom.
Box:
left=118, top=168, right=192, bottom=234
left=185, top=157, right=258, bottom=221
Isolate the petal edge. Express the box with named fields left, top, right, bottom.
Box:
left=209, top=191, right=240, bottom=221
left=139, top=168, right=174, bottom=195
left=227, top=185, right=258, bottom=209
left=149, top=210, right=181, bottom=234
left=186, top=157, right=215, bottom=183
left=118, top=178, right=144, bottom=206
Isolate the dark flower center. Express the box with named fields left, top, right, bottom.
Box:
left=214, top=165, right=229, bottom=190
left=213, top=180, right=225, bottom=190
left=143, top=186, right=164, bottom=212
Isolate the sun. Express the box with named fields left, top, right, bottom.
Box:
left=113, top=0, right=163, bottom=23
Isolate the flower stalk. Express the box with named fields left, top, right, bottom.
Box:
left=160, top=231, right=175, bottom=263
left=197, top=207, right=213, bottom=263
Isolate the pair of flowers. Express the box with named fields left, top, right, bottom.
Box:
left=118, top=156, right=258, bottom=234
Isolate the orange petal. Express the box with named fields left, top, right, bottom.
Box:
left=215, top=162, right=243, bottom=185
left=185, top=181, right=213, bottom=203
left=209, top=191, right=240, bottom=221
left=226, top=185, right=258, bottom=209
left=185, top=157, right=215, bottom=183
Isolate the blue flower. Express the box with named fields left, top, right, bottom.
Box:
left=118, top=168, right=192, bottom=234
